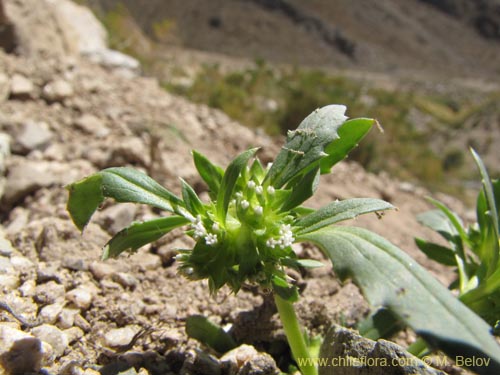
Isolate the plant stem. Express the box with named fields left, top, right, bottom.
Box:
left=274, top=293, right=318, bottom=375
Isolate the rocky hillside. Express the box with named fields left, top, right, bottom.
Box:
left=82, top=0, right=500, bottom=80
left=0, top=1, right=472, bottom=374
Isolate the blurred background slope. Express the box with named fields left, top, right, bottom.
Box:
left=78, top=0, right=500, bottom=198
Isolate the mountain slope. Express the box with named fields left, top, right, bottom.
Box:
left=83, top=0, right=500, bottom=80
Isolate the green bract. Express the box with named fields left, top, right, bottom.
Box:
left=66, top=106, right=500, bottom=375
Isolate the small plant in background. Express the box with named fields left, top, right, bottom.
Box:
left=416, top=149, right=500, bottom=328
left=66, top=106, right=500, bottom=375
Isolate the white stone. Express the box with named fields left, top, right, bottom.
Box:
left=0, top=274, right=20, bottom=290
left=40, top=303, right=65, bottom=324
left=42, top=79, right=74, bottom=102
left=74, top=114, right=110, bottom=138
left=0, top=324, right=48, bottom=374
left=14, top=121, right=53, bottom=154
left=66, top=286, right=93, bottom=310
left=103, top=326, right=138, bottom=348
left=10, top=254, right=36, bottom=272
left=19, top=279, right=37, bottom=297
left=64, top=326, right=84, bottom=344
left=0, top=73, right=9, bottom=102
left=89, top=261, right=117, bottom=280
left=221, top=344, right=260, bottom=367
left=31, top=324, right=69, bottom=358
left=9, top=74, right=35, bottom=98
left=58, top=307, right=79, bottom=329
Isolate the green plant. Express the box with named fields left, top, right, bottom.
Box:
left=66, top=106, right=500, bottom=375
left=416, top=149, right=500, bottom=327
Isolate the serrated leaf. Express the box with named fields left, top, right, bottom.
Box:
left=295, top=198, right=395, bottom=235
left=299, top=226, right=500, bottom=373
left=103, top=216, right=190, bottom=259
left=415, top=238, right=457, bottom=266
left=217, top=148, right=258, bottom=222
left=281, top=167, right=320, bottom=211
left=265, top=105, right=348, bottom=188
left=181, top=178, right=205, bottom=215
left=186, top=315, right=236, bottom=353
left=192, top=150, right=224, bottom=199
left=320, top=118, right=374, bottom=174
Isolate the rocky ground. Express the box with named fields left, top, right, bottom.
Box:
left=0, top=1, right=472, bottom=374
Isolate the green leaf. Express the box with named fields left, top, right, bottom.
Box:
left=472, top=149, right=499, bottom=236
left=66, top=174, right=104, bottom=231
left=103, top=216, right=190, bottom=259
left=415, top=238, right=457, bottom=266
left=186, top=315, right=237, bottom=353
left=357, top=309, right=403, bottom=340
left=295, top=259, right=325, bottom=268
left=281, top=167, right=320, bottom=211
left=282, top=258, right=325, bottom=269
left=417, top=209, right=458, bottom=242
left=192, top=150, right=224, bottom=199
left=181, top=178, right=205, bottom=215
left=427, top=197, right=470, bottom=249
left=299, top=226, right=500, bottom=370
left=472, top=149, right=500, bottom=275
left=272, top=274, right=299, bottom=302
left=295, top=198, right=395, bottom=235
left=265, top=105, right=348, bottom=188
left=102, top=167, right=184, bottom=211
left=66, top=168, right=185, bottom=231
left=320, top=118, right=374, bottom=174
left=217, top=148, right=258, bottom=223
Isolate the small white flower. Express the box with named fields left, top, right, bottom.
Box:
left=235, top=191, right=243, bottom=199
left=266, top=238, right=278, bottom=249
left=255, top=185, right=263, bottom=195
left=212, top=222, right=220, bottom=232
left=254, top=206, right=263, bottom=215
left=247, top=181, right=256, bottom=189
left=192, top=215, right=207, bottom=238
left=266, top=224, right=295, bottom=249
left=205, top=233, right=218, bottom=246
left=241, top=200, right=250, bottom=209
left=267, top=186, right=275, bottom=195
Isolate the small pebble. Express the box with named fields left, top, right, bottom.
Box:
left=89, top=261, right=116, bottom=280
left=40, top=302, right=64, bottom=324
left=104, top=326, right=138, bottom=348
left=66, top=286, right=93, bottom=310
left=58, top=307, right=79, bottom=329
left=64, top=326, right=84, bottom=344
left=31, top=324, right=69, bottom=358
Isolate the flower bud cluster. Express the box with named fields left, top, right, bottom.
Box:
left=181, top=158, right=297, bottom=293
